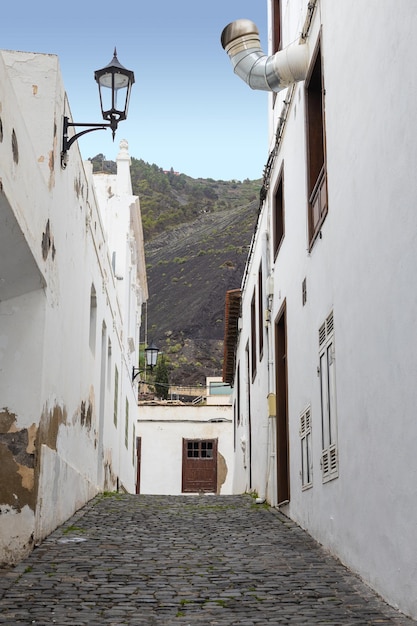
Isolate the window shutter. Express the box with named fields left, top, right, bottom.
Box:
left=300, top=406, right=313, bottom=489
left=326, top=311, right=334, bottom=336
left=319, top=322, right=326, bottom=347
left=319, top=311, right=338, bottom=483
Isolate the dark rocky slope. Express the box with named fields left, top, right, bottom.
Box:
left=91, top=155, right=261, bottom=386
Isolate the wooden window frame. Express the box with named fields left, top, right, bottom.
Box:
left=186, top=440, right=214, bottom=459
left=125, top=398, right=129, bottom=449
left=89, top=283, right=97, bottom=353
left=319, top=311, right=338, bottom=483
left=273, top=165, right=285, bottom=259
left=300, top=406, right=313, bottom=489
left=272, top=0, right=281, bottom=54
left=302, top=277, right=307, bottom=306
left=305, top=36, right=327, bottom=248
left=272, top=0, right=282, bottom=107
left=236, top=363, right=241, bottom=427
left=113, top=365, right=119, bottom=426
left=258, top=264, right=264, bottom=360
left=250, top=291, right=257, bottom=380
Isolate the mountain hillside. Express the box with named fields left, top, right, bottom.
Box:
left=91, top=155, right=261, bottom=386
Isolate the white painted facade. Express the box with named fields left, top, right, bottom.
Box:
left=226, top=1, right=417, bottom=619
left=0, top=51, right=147, bottom=564
left=137, top=388, right=233, bottom=495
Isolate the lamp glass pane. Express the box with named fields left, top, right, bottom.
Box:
left=145, top=346, right=159, bottom=367
left=99, top=72, right=130, bottom=90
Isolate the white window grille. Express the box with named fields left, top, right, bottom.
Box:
left=319, top=311, right=339, bottom=483
left=300, top=405, right=313, bottom=489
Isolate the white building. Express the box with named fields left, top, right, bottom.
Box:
left=0, top=50, right=147, bottom=564
left=222, top=1, right=417, bottom=620
left=137, top=379, right=233, bottom=495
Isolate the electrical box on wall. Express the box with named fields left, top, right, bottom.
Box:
left=267, top=393, right=276, bottom=417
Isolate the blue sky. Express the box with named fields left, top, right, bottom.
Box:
left=2, top=1, right=268, bottom=181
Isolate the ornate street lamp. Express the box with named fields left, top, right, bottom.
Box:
left=132, top=342, right=160, bottom=382
left=144, top=341, right=160, bottom=369
left=61, top=48, right=135, bottom=169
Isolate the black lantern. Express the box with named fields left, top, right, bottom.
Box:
left=94, top=48, right=135, bottom=138
left=144, top=341, right=159, bottom=369
left=132, top=342, right=160, bottom=382
left=61, top=48, right=135, bottom=168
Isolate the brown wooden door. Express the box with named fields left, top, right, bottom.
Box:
left=182, top=439, right=218, bottom=493
left=135, top=437, right=141, bottom=494
left=275, top=305, right=290, bottom=504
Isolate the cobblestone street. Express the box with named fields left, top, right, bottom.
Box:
left=0, top=494, right=414, bottom=625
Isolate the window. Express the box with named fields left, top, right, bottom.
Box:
left=272, top=0, right=281, bottom=53
left=272, top=0, right=282, bottom=107
left=251, top=292, right=257, bottom=379
left=302, top=278, right=307, bottom=306
left=273, top=167, right=284, bottom=258
left=187, top=440, right=213, bottom=459
left=107, top=339, right=112, bottom=389
left=234, top=364, right=240, bottom=450
left=306, top=40, right=327, bottom=246
left=125, top=398, right=129, bottom=448
left=319, top=311, right=338, bottom=482
left=258, top=264, right=264, bottom=359
left=209, top=381, right=231, bottom=395
left=89, top=284, right=97, bottom=353
left=113, top=366, right=119, bottom=426
left=300, top=406, right=312, bottom=489
left=236, top=363, right=241, bottom=428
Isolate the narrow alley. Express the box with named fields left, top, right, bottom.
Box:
left=0, top=494, right=413, bottom=625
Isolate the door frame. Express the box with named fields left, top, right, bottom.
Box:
left=135, top=436, right=141, bottom=494
left=182, top=438, right=218, bottom=493
left=275, top=301, right=290, bottom=504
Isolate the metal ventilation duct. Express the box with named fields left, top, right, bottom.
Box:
left=221, top=19, right=309, bottom=92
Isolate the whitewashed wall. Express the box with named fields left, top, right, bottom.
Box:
left=92, top=142, right=148, bottom=493
left=230, top=0, right=417, bottom=619
left=137, top=403, right=234, bottom=495
left=0, top=51, right=145, bottom=563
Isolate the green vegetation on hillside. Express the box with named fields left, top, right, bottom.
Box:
left=90, top=154, right=261, bottom=241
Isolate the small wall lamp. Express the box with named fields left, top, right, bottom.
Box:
left=132, top=341, right=160, bottom=382
left=61, top=48, right=135, bottom=169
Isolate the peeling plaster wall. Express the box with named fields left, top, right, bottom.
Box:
left=0, top=506, right=35, bottom=566
left=0, top=288, right=45, bottom=564
left=0, top=51, right=146, bottom=565
left=0, top=410, right=37, bottom=564
left=35, top=445, right=98, bottom=542
left=0, top=414, right=36, bottom=510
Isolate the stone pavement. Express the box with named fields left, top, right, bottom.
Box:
left=0, top=494, right=414, bottom=625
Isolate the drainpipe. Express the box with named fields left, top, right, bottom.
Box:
left=221, top=19, right=309, bottom=92
left=266, top=269, right=276, bottom=508
left=255, top=232, right=272, bottom=505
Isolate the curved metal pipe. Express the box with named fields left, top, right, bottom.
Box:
left=221, top=19, right=309, bottom=92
